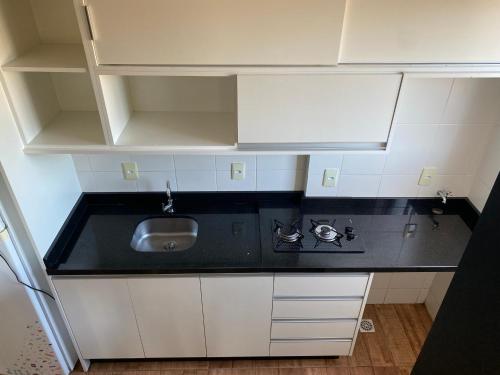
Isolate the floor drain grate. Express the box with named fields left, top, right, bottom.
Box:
left=360, top=319, right=375, bottom=332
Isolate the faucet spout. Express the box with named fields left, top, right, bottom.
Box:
left=437, top=190, right=452, bottom=204
left=162, top=180, right=174, bottom=214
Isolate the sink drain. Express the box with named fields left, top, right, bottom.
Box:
left=163, top=241, right=177, bottom=251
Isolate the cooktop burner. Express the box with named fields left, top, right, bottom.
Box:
left=272, top=215, right=365, bottom=254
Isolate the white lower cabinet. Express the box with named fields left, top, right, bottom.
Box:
left=54, top=273, right=372, bottom=361
left=201, top=275, right=274, bottom=357
left=128, top=277, right=206, bottom=358
left=53, top=278, right=144, bottom=359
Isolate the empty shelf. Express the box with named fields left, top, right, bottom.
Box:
left=27, top=111, right=105, bottom=148
left=115, top=111, right=237, bottom=149
left=2, top=44, right=87, bottom=73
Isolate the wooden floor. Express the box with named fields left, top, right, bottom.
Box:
left=72, top=304, right=432, bottom=375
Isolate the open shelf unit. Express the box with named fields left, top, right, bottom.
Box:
left=100, top=75, right=237, bottom=150
left=0, top=0, right=106, bottom=151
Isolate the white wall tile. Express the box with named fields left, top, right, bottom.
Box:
left=176, top=170, right=217, bottom=191
left=92, top=172, right=137, bottom=192
left=89, top=154, right=131, bottom=171
left=417, top=289, right=430, bottom=304
left=379, top=175, right=420, bottom=197
left=367, top=289, right=387, bottom=304
left=257, top=169, right=305, bottom=191
left=76, top=171, right=95, bottom=191
left=305, top=173, right=338, bottom=197
left=137, top=171, right=177, bottom=191
left=341, top=154, right=386, bottom=175
left=443, top=78, right=500, bottom=125
left=307, top=155, right=343, bottom=174
left=418, top=175, right=473, bottom=198
left=384, top=125, right=434, bottom=175
left=338, top=175, right=381, bottom=197
left=216, top=170, right=257, bottom=191
left=468, top=180, right=492, bottom=212
left=174, top=155, right=216, bottom=170
left=215, top=155, right=257, bottom=171
left=72, top=155, right=91, bottom=171
left=395, top=78, right=453, bottom=125
left=257, top=155, right=307, bottom=170
left=474, top=126, right=500, bottom=189
left=384, top=289, right=420, bottom=304
left=132, top=154, right=175, bottom=171
left=428, top=125, right=493, bottom=175
left=371, top=273, right=392, bottom=289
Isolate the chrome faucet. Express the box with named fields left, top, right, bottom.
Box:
left=162, top=181, right=174, bottom=214
left=437, top=190, right=452, bottom=204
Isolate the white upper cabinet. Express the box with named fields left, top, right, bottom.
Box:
left=201, top=275, right=273, bottom=357
left=237, top=74, right=402, bottom=148
left=128, top=277, right=206, bottom=358
left=341, top=0, right=500, bottom=64
left=83, top=0, right=346, bottom=66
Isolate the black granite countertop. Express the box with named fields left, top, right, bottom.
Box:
left=43, top=192, right=478, bottom=275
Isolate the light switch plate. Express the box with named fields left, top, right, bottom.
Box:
left=322, top=168, right=339, bottom=188
left=122, top=162, right=139, bottom=180
left=231, top=162, right=245, bottom=181
left=418, top=167, right=437, bottom=186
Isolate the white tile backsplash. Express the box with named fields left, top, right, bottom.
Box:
left=133, top=154, right=175, bottom=171
left=341, top=154, right=386, bottom=175
left=174, top=155, right=216, bottom=170
left=72, top=155, right=92, bottom=171
left=89, top=154, right=130, bottom=172
left=337, top=174, right=381, bottom=197
left=395, top=78, right=452, bottom=125
left=176, top=170, right=217, bottom=191
left=92, top=172, right=137, bottom=192
left=307, top=155, right=343, bottom=174
left=257, top=169, right=305, bottom=191
left=137, top=171, right=177, bottom=191
left=216, top=170, right=257, bottom=191
left=257, top=155, right=306, bottom=170
left=216, top=155, right=257, bottom=171
left=379, top=175, right=420, bottom=197
left=305, top=173, right=339, bottom=197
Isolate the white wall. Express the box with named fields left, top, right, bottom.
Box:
left=367, top=272, right=436, bottom=305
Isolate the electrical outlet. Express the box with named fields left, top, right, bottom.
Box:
left=322, top=168, right=339, bottom=188
left=418, top=167, right=437, bottom=186
left=231, top=162, right=245, bottom=180
left=122, top=162, right=139, bottom=180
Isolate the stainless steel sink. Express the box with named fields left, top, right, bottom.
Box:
left=131, top=217, right=198, bottom=252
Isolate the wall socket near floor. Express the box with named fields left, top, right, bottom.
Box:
left=322, top=168, right=339, bottom=188
left=122, top=162, right=139, bottom=180
left=418, top=167, right=437, bottom=186
left=231, top=162, right=245, bottom=180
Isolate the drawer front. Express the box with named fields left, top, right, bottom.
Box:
left=271, top=320, right=357, bottom=339
left=272, top=299, right=362, bottom=319
left=274, top=274, right=369, bottom=298
left=270, top=339, right=352, bottom=356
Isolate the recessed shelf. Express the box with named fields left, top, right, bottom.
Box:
left=2, top=44, right=87, bottom=73
left=25, top=111, right=106, bottom=149
left=115, top=111, right=236, bottom=149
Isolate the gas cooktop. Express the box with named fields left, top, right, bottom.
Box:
left=270, top=213, right=366, bottom=254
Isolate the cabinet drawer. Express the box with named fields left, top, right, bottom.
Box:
left=274, top=274, right=369, bottom=298
left=272, top=299, right=362, bottom=319
left=270, top=339, right=352, bottom=356
left=271, top=320, right=357, bottom=339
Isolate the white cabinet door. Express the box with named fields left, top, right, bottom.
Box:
left=84, top=0, right=346, bottom=66
left=128, top=277, right=206, bottom=358
left=341, top=0, right=500, bottom=63
left=237, top=74, right=402, bottom=146
left=200, top=275, right=273, bottom=357
left=53, top=278, right=144, bottom=359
